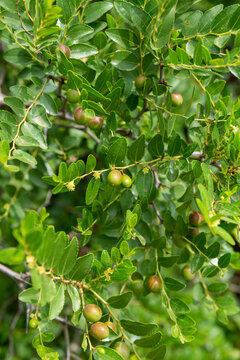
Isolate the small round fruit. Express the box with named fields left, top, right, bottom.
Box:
left=56, top=44, right=71, bottom=58
left=190, top=228, right=199, bottom=237
left=105, top=321, right=116, bottom=332
left=88, top=116, right=103, bottom=130
left=107, top=170, right=123, bottom=186
left=29, top=318, right=38, bottom=329
left=130, top=356, right=138, bottom=360
left=114, top=342, right=130, bottom=360
left=122, top=174, right=132, bottom=188
left=66, top=89, right=79, bottom=103
left=90, top=322, right=109, bottom=340
left=83, top=304, right=102, bottom=323
left=148, top=275, right=162, bottom=293
left=171, top=92, right=183, bottom=106
left=97, top=348, right=105, bottom=354
left=135, top=75, right=147, bottom=90
left=132, top=279, right=144, bottom=295
left=183, top=265, right=195, bottom=281
left=189, top=211, right=204, bottom=227
left=74, top=107, right=88, bottom=125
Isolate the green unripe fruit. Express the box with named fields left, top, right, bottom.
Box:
left=83, top=304, right=102, bottom=323
left=132, top=279, right=144, bottom=295
left=107, top=170, right=123, bottom=186
left=74, top=107, right=89, bottom=125
left=171, top=92, right=183, bottom=106
left=190, top=227, right=199, bottom=237
left=66, top=89, right=79, bottom=103
left=189, top=211, right=204, bottom=227
left=105, top=321, right=116, bottom=332
left=135, top=75, right=147, bottom=90
left=29, top=318, right=38, bottom=329
left=97, top=348, right=105, bottom=354
left=183, top=265, right=195, bottom=281
left=114, top=342, right=130, bottom=360
left=122, top=174, right=132, bottom=188
left=88, top=116, right=103, bottom=130
left=90, top=322, right=109, bottom=340
left=56, top=44, right=71, bottom=58
left=148, top=275, right=162, bottom=293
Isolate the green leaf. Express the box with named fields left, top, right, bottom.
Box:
left=120, top=319, right=158, bottom=336
left=67, top=24, right=94, bottom=40
left=41, top=275, right=57, bottom=306
left=107, top=137, right=127, bottom=166
left=40, top=94, right=58, bottom=116
left=86, top=178, right=100, bottom=205
left=177, top=315, right=196, bottom=328
left=37, top=345, right=59, bottom=359
left=70, top=44, right=98, bottom=59
left=155, top=8, right=175, bottom=48
left=205, top=242, right=220, bottom=258
left=0, top=247, right=25, bottom=265
left=127, top=135, right=145, bottom=162
left=12, top=150, right=37, bottom=166
left=135, top=170, right=154, bottom=198
left=170, top=298, right=190, bottom=314
left=107, top=291, right=132, bottom=309
left=32, top=332, right=55, bottom=349
left=106, top=28, right=138, bottom=49
left=148, top=134, right=164, bottom=158
left=147, top=345, right=166, bottom=360
left=49, top=284, right=65, bottom=320
left=164, top=277, right=186, bottom=291
left=67, top=284, right=81, bottom=312
left=0, top=140, right=9, bottom=164
left=101, top=249, right=112, bottom=269
left=191, top=254, right=204, bottom=273
left=67, top=253, right=94, bottom=281
left=30, top=105, right=52, bottom=128
left=56, top=0, right=73, bottom=23
left=19, top=288, right=39, bottom=304
left=111, top=51, right=138, bottom=71
left=218, top=253, right=231, bottom=268
left=213, top=226, right=235, bottom=245
left=4, top=96, right=25, bottom=117
left=57, top=237, right=78, bottom=275
left=84, top=1, right=113, bottom=23
left=158, top=256, right=179, bottom=268
left=22, top=123, right=47, bottom=149
left=207, top=282, right=228, bottom=294
left=86, top=154, right=97, bottom=173
left=134, top=331, right=162, bottom=348
left=168, top=134, right=181, bottom=156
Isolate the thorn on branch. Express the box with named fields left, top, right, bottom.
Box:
left=16, top=0, right=34, bottom=37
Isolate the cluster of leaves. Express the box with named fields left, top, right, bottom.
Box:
left=0, top=0, right=240, bottom=359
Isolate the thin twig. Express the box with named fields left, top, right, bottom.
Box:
left=16, top=0, right=34, bottom=36
left=63, top=323, right=71, bottom=360
left=0, top=263, right=31, bottom=285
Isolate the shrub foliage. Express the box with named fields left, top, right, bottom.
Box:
left=0, top=0, right=240, bottom=359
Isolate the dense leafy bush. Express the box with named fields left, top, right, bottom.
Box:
left=0, top=0, right=240, bottom=359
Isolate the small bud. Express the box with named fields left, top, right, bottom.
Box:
left=66, top=181, right=75, bottom=191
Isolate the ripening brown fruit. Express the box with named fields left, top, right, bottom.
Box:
left=74, top=107, right=89, bottom=125
left=66, top=89, right=79, bottom=103
left=189, top=211, right=204, bottom=227
left=122, top=174, right=132, bottom=188
left=56, top=44, right=71, bottom=58
left=114, top=342, right=130, bottom=360
left=90, top=322, right=109, bottom=340
left=148, top=275, right=162, bottom=293
left=107, top=170, right=123, bottom=186
left=171, top=92, right=183, bottom=106
left=88, top=116, right=103, bottom=130
left=105, top=321, right=116, bottom=332
left=135, top=75, right=147, bottom=90
left=83, top=304, right=102, bottom=323
left=183, top=265, right=195, bottom=281
left=190, top=227, right=199, bottom=237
